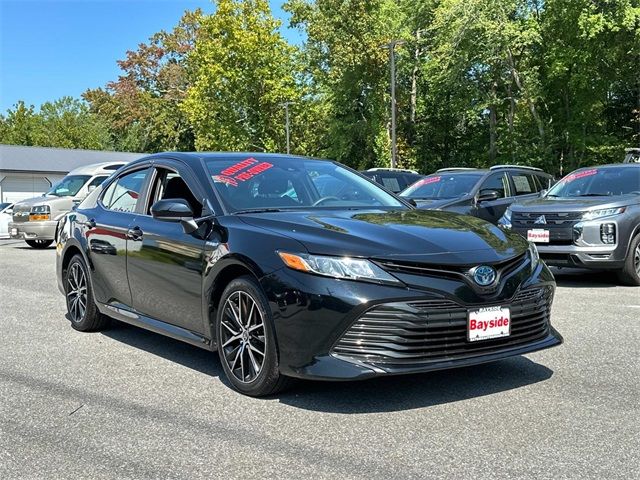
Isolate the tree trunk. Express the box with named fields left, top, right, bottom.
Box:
left=489, top=81, right=498, bottom=163
left=507, top=81, right=515, bottom=162
left=410, top=30, right=421, bottom=124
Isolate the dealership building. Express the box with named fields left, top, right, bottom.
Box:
left=0, top=144, right=143, bottom=203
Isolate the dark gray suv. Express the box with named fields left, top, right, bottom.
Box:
left=500, top=164, right=640, bottom=285
left=400, top=165, right=554, bottom=224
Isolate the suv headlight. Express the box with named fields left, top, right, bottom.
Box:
left=582, top=207, right=626, bottom=221
left=278, top=252, right=401, bottom=285
left=29, top=205, right=51, bottom=221
left=529, top=242, right=540, bottom=272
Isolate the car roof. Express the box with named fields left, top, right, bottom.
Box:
left=68, top=161, right=128, bottom=175
left=571, top=163, right=640, bottom=171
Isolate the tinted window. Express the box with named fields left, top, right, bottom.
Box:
left=88, top=176, right=109, bottom=189
left=206, top=157, right=405, bottom=212
left=479, top=173, right=508, bottom=198
left=511, top=173, right=537, bottom=195
left=535, top=174, right=552, bottom=190
left=46, top=175, right=91, bottom=197
left=547, top=167, right=640, bottom=197
left=402, top=174, right=481, bottom=199
left=102, top=168, right=150, bottom=213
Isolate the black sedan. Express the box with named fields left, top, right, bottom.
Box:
left=56, top=153, right=562, bottom=396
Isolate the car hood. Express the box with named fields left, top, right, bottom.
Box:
left=239, top=209, right=528, bottom=265
left=13, top=195, right=74, bottom=211
left=510, top=194, right=638, bottom=213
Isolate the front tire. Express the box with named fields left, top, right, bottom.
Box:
left=617, top=234, right=640, bottom=286
left=26, top=239, right=53, bottom=249
left=65, top=254, right=109, bottom=331
left=215, top=275, right=291, bottom=396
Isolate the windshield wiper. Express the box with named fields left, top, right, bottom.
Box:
left=574, top=193, right=612, bottom=197
left=233, top=208, right=285, bottom=214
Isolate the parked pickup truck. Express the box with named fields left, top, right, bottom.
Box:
left=9, top=162, right=125, bottom=248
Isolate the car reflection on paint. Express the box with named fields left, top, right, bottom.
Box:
left=56, top=152, right=562, bottom=396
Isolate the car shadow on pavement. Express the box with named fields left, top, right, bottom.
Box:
left=550, top=267, right=621, bottom=288
left=102, top=321, right=224, bottom=378
left=278, top=357, right=554, bottom=413
left=102, top=321, right=554, bottom=413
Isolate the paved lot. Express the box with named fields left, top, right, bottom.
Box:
left=0, top=239, right=638, bottom=479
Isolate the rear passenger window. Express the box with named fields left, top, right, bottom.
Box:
left=379, top=175, right=402, bottom=193
left=511, top=173, right=537, bottom=195
left=102, top=168, right=150, bottom=213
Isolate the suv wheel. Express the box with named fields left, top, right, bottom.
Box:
left=65, top=254, right=109, bottom=331
left=215, top=275, right=292, bottom=396
left=26, top=239, right=53, bottom=249
left=617, top=234, right=640, bottom=286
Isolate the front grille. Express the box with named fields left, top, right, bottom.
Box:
left=512, top=211, right=581, bottom=245
left=374, top=252, right=527, bottom=280
left=12, top=205, right=31, bottom=223
left=332, top=287, right=553, bottom=364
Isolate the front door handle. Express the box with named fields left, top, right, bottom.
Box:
left=127, top=226, right=143, bottom=241
left=85, top=219, right=96, bottom=229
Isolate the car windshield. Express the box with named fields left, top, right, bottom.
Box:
left=0, top=202, right=11, bottom=211
left=401, top=174, right=482, bottom=199
left=47, top=175, right=91, bottom=197
left=546, top=167, right=640, bottom=198
left=205, top=156, right=406, bottom=213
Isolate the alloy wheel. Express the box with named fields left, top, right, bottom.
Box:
left=67, top=263, right=87, bottom=323
left=635, top=244, right=640, bottom=276
left=220, top=291, right=266, bottom=383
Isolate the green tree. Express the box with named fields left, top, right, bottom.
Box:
left=182, top=0, right=303, bottom=152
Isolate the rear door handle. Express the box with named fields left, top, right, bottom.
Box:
left=127, top=226, right=143, bottom=241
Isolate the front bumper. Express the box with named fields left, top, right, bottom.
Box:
left=263, top=262, right=561, bottom=381
left=535, top=244, right=626, bottom=269
left=8, top=220, right=57, bottom=241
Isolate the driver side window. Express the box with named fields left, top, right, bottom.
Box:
left=102, top=168, right=150, bottom=213
left=479, top=173, right=508, bottom=198
left=147, top=168, right=203, bottom=217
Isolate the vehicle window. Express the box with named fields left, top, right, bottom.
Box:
left=547, top=167, right=640, bottom=197
left=206, top=157, right=405, bottom=212
left=401, top=174, right=482, bottom=199
left=148, top=169, right=202, bottom=217
left=46, top=175, right=91, bottom=197
left=378, top=175, right=402, bottom=193
left=479, top=173, right=508, bottom=198
left=102, top=168, right=150, bottom=213
left=87, top=176, right=108, bottom=189
left=511, top=173, right=537, bottom=195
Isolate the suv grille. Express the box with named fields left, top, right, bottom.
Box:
left=512, top=212, right=582, bottom=245
left=12, top=204, right=31, bottom=223
left=332, top=287, right=553, bottom=364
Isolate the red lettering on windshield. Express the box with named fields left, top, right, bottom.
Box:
left=419, top=176, right=441, bottom=186
left=562, top=169, right=598, bottom=183
left=212, top=159, right=275, bottom=186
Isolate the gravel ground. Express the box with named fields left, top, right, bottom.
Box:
left=0, top=239, right=638, bottom=479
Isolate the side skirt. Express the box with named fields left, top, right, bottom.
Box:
left=97, top=302, right=215, bottom=351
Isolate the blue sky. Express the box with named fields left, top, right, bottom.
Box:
left=0, top=0, right=300, bottom=112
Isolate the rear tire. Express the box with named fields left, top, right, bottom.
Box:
left=617, top=234, right=640, bottom=286
left=65, top=254, right=109, bottom=331
left=26, top=239, right=53, bottom=249
left=215, top=275, right=292, bottom=396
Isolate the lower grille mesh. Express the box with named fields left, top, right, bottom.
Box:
left=332, top=287, right=553, bottom=364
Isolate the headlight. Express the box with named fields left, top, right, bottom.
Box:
left=29, top=205, right=50, bottom=221
left=582, top=207, right=626, bottom=221
left=278, top=251, right=401, bottom=285
left=31, top=205, right=50, bottom=214
left=529, top=242, right=540, bottom=272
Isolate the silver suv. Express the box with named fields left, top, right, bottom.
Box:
left=9, top=162, right=125, bottom=248
left=499, top=164, right=640, bottom=285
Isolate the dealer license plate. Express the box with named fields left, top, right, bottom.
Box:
left=468, top=306, right=511, bottom=342
left=527, top=229, right=549, bottom=243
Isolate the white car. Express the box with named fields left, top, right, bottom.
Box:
left=0, top=202, right=14, bottom=239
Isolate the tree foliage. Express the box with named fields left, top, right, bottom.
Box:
left=2, top=0, right=639, bottom=175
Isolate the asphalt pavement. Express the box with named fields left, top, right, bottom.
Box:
left=0, top=239, right=638, bottom=479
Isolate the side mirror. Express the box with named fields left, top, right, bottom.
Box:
left=539, top=189, right=547, bottom=196
left=151, top=198, right=198, bottom=234
left=406, top=198, right=417, bottom=207
left=88, top=185, right=97, bottom=193
left=477, top=190, right=500, bottom=203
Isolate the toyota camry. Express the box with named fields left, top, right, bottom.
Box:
left=56, top=153, right=562, bottom=396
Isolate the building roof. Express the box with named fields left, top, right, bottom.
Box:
left=0, top=144, right=144, bottom=175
